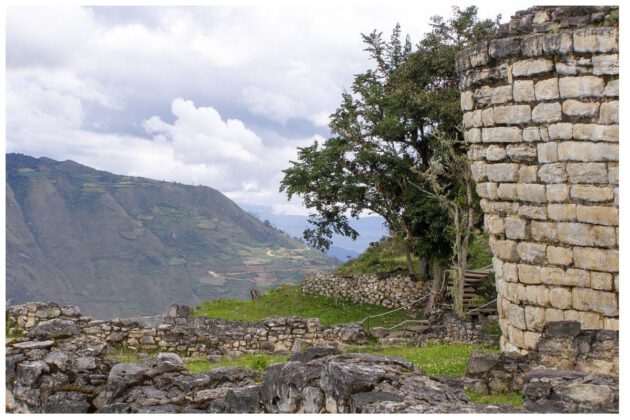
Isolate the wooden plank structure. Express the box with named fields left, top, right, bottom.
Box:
left=453, top=268, right=497, bottom=316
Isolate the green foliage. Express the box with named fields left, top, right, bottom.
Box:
left=193, top=284, right=410, bottom=328
left=484, top=321, right=502, bottom=336
left=467, top=232, right=493, bottom=269
left=280, top=8, right=497, bottom=278
left=346, top=343, right=499, bottom=376
left=547, top=23, right=559, bottom=34
left=107, top=346, right=143, bottom=364
left=608, top=9, right=619, bottom=25
left=336, top=237, right=418, bottom=275
left=186, top=354, right=288, bottom=374
left=466, top=391, right=523, bottom=408
left=167, top=257, right=187, bottom=266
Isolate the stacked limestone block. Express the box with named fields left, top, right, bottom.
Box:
left=456, top=6, right=619, bottom=354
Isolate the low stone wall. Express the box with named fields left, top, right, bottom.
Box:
left=374, top=313, right=500, bottom=348
left=464, top=320, right=618, bottom=412
left=7, top=302, right=368, bottom=357
left=301, top=273, right=427, bottom=309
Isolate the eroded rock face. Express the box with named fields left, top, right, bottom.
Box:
left=261, top=349, right=475, bottom=414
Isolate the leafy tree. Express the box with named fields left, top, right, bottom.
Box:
left=281, top=7, right=498, bottom=292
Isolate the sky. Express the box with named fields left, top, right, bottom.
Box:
left=5, top=1, right=531, bottom=217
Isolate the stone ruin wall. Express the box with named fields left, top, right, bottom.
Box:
left=302, top=273, right=427, bottom=309
left=456, top=6, right=619, bottom=354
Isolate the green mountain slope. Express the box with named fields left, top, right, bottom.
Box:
left=6, top=153, right=337, bottom=318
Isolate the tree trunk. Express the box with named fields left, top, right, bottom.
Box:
left=403, top=240, right=416, bottom=281
left=424, top=261, right=443, bottom=316
left=417, top=256, right=428, bottom=282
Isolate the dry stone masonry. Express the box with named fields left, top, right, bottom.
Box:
left=456, top=6, right=619, bottom=354
left=302, top=273, right=427, bottom=309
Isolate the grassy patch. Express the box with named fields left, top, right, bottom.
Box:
left=193, top=284, right=412, bottom=328
left=335, top=237, right=417, bottom=276
left=167, top=257, right=187, bottom=266
left=466, top=391, right=523, bottom=408
left=186, top=353, right=288, bottom=373
left=107, top=346, right=143, bottom=363
left=345, top=344, right=499, bottom=376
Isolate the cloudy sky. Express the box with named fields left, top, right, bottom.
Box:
left=6, top=1, right=529, bottom=216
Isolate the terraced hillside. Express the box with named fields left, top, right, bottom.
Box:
left=6, top=153, right=337, bottom=318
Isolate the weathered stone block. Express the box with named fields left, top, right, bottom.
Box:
left=598, top=101, right=618, bottom=124
left=489, top=37, right=521, bottom=58
left=481, top=108, right=494, bottom=126
left=476, top=182, right=498, bottom=200
left=505, top=217, right=529, bottom=240
left=538, top=163, right=567, bottom=183
left=524, top=331, right=542, bottom=350
left=570, top=185, right=613, bottom=202
left=564, top=269, right=590, bottom=287
left=562, top=100, right=599, bottom=118
left=507, top=144, right=537, bottom=162
left=494, top=105, right=531, bottom=125
left=573, top=27, right=618, bottom=53
left=527, top=285, right=550, bottom=307
left=592, top=54, right=618, bottom=75
left=508, top=325, right=525, bottom=348
left=558, top=142, right=618, bottom=162
left=590, top=272, right=613, bottom=291
left=525, top=305, right=546, bottom=331
left=460, top=91, right=474, bottom=111
left=470, top=161, right=487, bottom=182
left=546, top=184, right=570, bottom=202
left=523, top=127, right=541, bottom=142
left=517, top=242, right=547, bottom=264
left=571, top=288, right=618, bottom=317
left=590, top=225, right=616, bottom=247
left=559, top=76, right=605, bottom=98
left=608, top=164, right=618, bottom=185
left=603, top=79, right=618, bottom=97
left=547, top=204, right=576, bottom=222
left=573, top=247, right=618, bottom=272
left=576, top=205, right=618, bottom=226
left=486, top=145, right=507, bottom=161
left=518, top=264, right=542, bottom=285
left=549, top=287, right=572, bottom=309
left=482, top=127, right=522, bottom=143
left=604, top=317, right=618, bottom=331
left=531, top=221, right=557, bottom=242
left=518, top=205, right=547, bottom=220
left=487, top=163, right=519, bottom=182
left=484, top=214, right=505, bottom=235
left=517, top=184, right=547, bottom=203
left=545, top=308, right=565, bottom=323
left=490, top=238, right=519, bottom=262
left=566, top=163, right=608, bottom=184
left=557, top=222, right=593, bottom=246
left=463, top=110, right=483, bottom=128
left=497, top=184, right=518, bottom=200
left=512, top=58, right=554, bottom=76
left=465, top=128, right=481, bottom=143
left=548, top=123, right=573, bottom=140
left=513, top=80, right=536, bottom=102
left=505, top=301, right=527, bottom=330
left=532, top=102, right=562, bottom=123
left=543, top=32, right=573, bottom=54
left=537, top=142, right=558, bottom=163
left=541, top=266, right=565, bottom=286
left=535, top=78, right=559, bottom=100
left=521, top=34, right=544, bottom=56
left=519, top=165, right=538, bottom=183
left=504, top=262, right=519, bottom=283
left=573, top=124, right=618, bottom=142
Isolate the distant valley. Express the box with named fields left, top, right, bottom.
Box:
left=6, top=153, right=338, bottom=318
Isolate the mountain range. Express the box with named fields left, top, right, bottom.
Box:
left=6, top=153, right=338, bottom=318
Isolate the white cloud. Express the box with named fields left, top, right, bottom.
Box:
left=6, top=2, right=532, bottom=214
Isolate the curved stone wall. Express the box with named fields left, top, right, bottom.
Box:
left=456, top=6, right=619, bottom=353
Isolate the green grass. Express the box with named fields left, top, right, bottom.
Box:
left=107, top=346, right=144, bottom=363
left=335, top=237, right=417, bottom=276
left=345, top=344, right=499, bottom=376
left=466, top=391, right=523, bottom=408
left=193, top=284, right=412, bottom=328
left=186, top=353, right=288, bottom=373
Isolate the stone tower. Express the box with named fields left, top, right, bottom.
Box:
left=456, top=6, right=619, bottom=354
